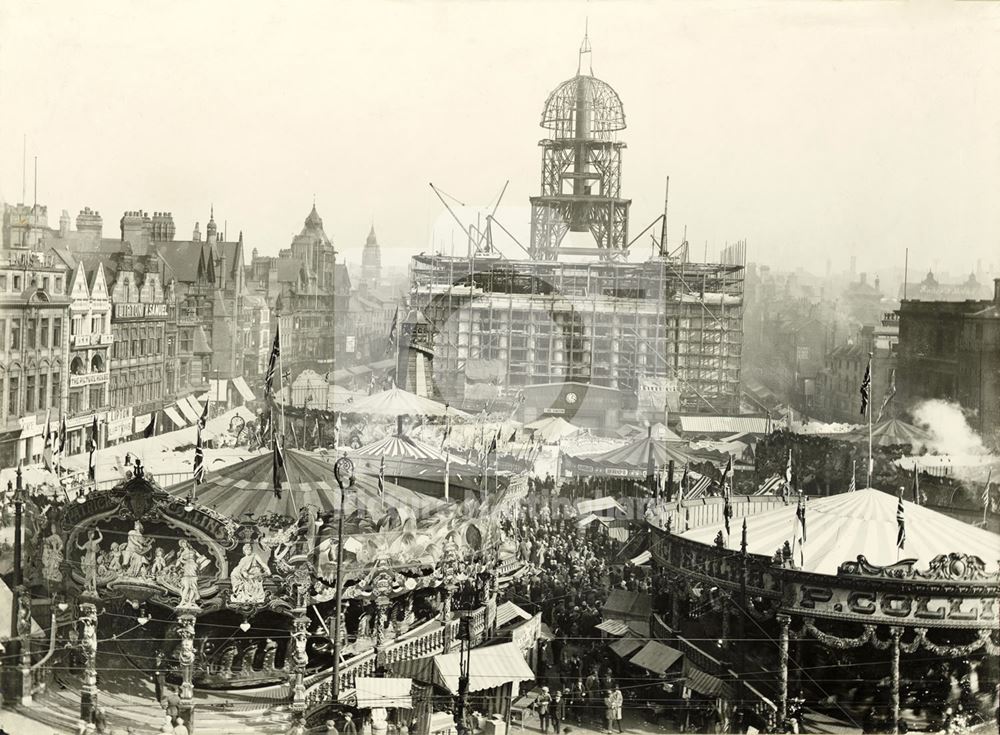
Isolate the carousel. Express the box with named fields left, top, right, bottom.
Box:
left=25, top=442, right=524, bottom=733
left=643, top=488, right=1000, bottom=733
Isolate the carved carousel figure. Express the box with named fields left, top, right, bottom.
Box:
left=122, top=520, right=154, bottom=576
left=176, top=540, right=205, bottom=608
left=230, top=543, right=271, bottom=604
left=77, top=527, right=103, bottom=594
left=42, top=528, right=64, bottom=584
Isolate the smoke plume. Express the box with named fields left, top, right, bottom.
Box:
left=911, top=399, right=988, bottom=456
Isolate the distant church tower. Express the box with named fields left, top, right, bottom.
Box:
left=362, top=224, right=382, bottom=290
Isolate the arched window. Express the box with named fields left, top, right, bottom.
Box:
left=70, top=356, right=85, bottom=376
left=91, top=353, right=104, bottom=373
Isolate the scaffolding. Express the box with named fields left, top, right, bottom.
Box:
left=407, top=254, right=745, bottom=415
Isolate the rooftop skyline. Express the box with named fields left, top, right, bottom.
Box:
left=1, top=1, right=998, bottom=275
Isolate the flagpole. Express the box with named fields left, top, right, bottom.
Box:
left=867, top=352, right=873, bottom=488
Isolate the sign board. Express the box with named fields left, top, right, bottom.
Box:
left=113, top=302, right=168, bottom=320
left=70, top=371, right=110, bottom=388
left=638, top=376, right=681, bottom=413
left=346, top=336, right=356, bottom=353
left=510, top=613, right=542, bottom=653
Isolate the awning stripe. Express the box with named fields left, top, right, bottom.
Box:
left=232, top=376, right=255, bottom=402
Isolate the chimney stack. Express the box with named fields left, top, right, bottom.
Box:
left=994, top=277, right=1000, bottom=305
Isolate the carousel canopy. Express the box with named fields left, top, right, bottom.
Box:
left=680, top=487, right=1000, bottom=576
left=355, top=434, right=451, bottom=463
left=164, top=448, right=446, bottom=521
left=346, top=387, right=470, bottom=419
left=567, top=435, right=713, bottom=477
left=524, top=416, right=581, bottom=443
left=847, top=418, right=930, bottom=448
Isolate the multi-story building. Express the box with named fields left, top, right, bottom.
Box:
left=899, top=270, right=993, bottom=303
left=403, top=51, right=745, bottom=422
left=897, top=279, right=1000, bottom=442
left=361, top=225, right=382, bottom=291
left=819, top=314, right=899, bottom=423
left=247, top=206, right=349, bottom=377
left=0, top=249, right=72, bottom=465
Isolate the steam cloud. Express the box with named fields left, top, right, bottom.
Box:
left=911, top=399, right=989, bottom=456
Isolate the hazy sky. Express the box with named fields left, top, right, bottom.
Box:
left=1, top=1, right=998, bottom=279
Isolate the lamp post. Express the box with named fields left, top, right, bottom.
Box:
left=331, top=457, right=355, bottom=703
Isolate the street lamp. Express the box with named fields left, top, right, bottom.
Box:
left=331, top=456, right=355, bottom=703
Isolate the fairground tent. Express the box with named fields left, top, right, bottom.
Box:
left=524, top=416, right=581, bottom=443
left=847, top=418, right=931, bottom=448
left=347, top=387, right=471, bottom=419
left=565, top=435, right=719, bottom=479
left=680, top=487, right=1000, bottom=575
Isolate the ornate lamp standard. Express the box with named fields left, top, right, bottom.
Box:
left=331, top=457, right=355, bottom=703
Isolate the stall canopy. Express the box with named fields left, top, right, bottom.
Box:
left=629, top=641, right=683, bottom=676
left=682, top=659, right=732, bottom=698
left=392, top=642, right=534, bottom=694
left=577, top=497, right=627, bottom=516
left=680, top=486, right=1000, bottom=575
left=496, top=601, right=533, bottom=629
left=524, top=416, right=581, bottom=443
left=348, top=387, right=471, bottom=419
left=232, top=376, right=256, bottom=402
left=176, top=399, right=202, bottom=425
left=354, top=677, right=413, bottom=709
left=609, top=637, right=644, bottom=659
left=596, top=619, right=632, bottom=637
left=566, top=436, right=718, bottom=478
left=164, top=448, right=446, bottom=521
left=163, top=405, right=187, bottom=429
left=847, top=418, right=931, bottom=448
left=602, top=590, right=652, bottom=622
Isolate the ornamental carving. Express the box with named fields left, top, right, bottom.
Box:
left=838, top=553, right=996, bottom=582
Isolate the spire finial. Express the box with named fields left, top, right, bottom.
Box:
left=578, top=18, right=593, bottom=75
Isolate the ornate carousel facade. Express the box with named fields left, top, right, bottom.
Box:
left=642, top=488, right=1000, bottom=732
left=16, top=444, right=524, bottom=733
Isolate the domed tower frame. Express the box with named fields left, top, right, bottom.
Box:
left=529, top=60, right=631, bottom=261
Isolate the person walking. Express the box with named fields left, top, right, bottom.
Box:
left=603, top=691, right=614, bottom=734
left=608, top=685, right=624, bottom=733
left=549, top=690, right=566, bottom=735
left=343, top=712, right=358, bottom=735
left=536, top=686, right=553, bottom=733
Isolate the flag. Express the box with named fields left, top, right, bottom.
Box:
left=896, top=493, right=906, bottom=549
left=193, top=426, right=205, bottom=484
left=441, top=413, right=452, bottom=450
left=848, top=460, right=857, bottom=493
left=144, top=412, right=157, bottom=438
left=508, top=430, right=516, bottom=443
left=488, top=431, right=498, bottom=455
left=721, top=455, right=734, bottom=496
left=386, top=308, right=399, bottom=352
left=794, top=495, right=806, bottom=567
left=679, top=464, right=689, bottom=502
left=264, top=324, right=281, bottom=397
left=723, top=495, right=733, bottom=537
left=983, top=469, right=993, bottom=523
left=378, top=455, right=385, bottom=498
left=42, top=410, right=54, bottom=471
left=912, top=466, right=921, bottom=506
left=368, top=373, right=376, bottom=395
left=87, top=416, right=99, bottom=480
left=196, top=399, right=208, bottom=430
left=784, top=448, right=793, bottom=490
left=684, top=507, right=691, bottom=532
left=58, top=414, right=67, bottom=455
left=273, top=439, right=285, bottom=499
left=312, top=417, right=319, bottom=440
left=859, top=356, right=872, bottom=415
left=332, top=412, right=342, bottom=448
left=876, top=368, right=897, bottom=422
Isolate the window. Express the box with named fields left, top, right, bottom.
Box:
left=51, top=372, right=60, bottom=409
left=13, top=275, right=21, bottom=290
left=0, top=275, right=6, bottom=290
left=68, top=389, right=81, bottom=414
left=41, top=276, right=49, bottom=291
left=167, top=335, right=176, bottom=357
left=91, top=316, right=100, bottom=334
left=26, top=318, right=36, bottom=349
left=89, top=386, right=104, bottom=410
left=54, top=276, right=62, bottom=293
left=39, top=374, right=48, bottom=411
left=0, top=320, right=4, bottom=350
left=25, top=375, right=36, bottom=413
left=8, top=376, right=19, bottom=416
left=71, top=317, right=80, bottom=336
left=40, top=318, right=49, bottom=348
left=52, top=318, right=61, bottom=348
left=180, top=329, right=193, bottom=353
left=11, top=319, right=20, bottom=350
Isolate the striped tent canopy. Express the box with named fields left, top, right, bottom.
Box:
left=345, top=387, right=471, bottom=419
left=524, top=416, right=582, bottom=443
left=355, top=434, right=450, bottom=463
left=340, top=435, right=479, bottom=483
left=164, top=448, right=447, bottom=522
left=847, top=418, right=931, bottom=448
left=566, top=436, right=718, bottom=479
left=680, top=487, right=1000, bottom=576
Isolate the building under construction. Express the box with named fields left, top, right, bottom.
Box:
left=401, top=39, right=745, bottom=424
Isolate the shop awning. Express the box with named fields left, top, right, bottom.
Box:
left=496, top=601, right=533, bottom=629
left=393, top=642, right=534, bottom=694
left=602, top=590, right=652, bottom=620
left=629, top=641, right=683, bottom=675
left=577, top=496, right=626, bottom=515
left=133, top=414, right=151, bottom=434
left=176, top=400, right=201, bottom=425
left=577, top=513, right=601, bottom=527
left=596, top=619, right=631, bottom=637
left=630, top=550, right=652, bottom=566
left=232, top=376, right=255, bottom=402
left=355, top=677, right=413, bottom=709
left=208, top=379, right=228, bottom=402
left=609, top=637, right=644, bottom=659
left=682, top=660, right=731, bottom=698
left=163, top=405, right=187, bottom=428
left=187, top=395, right=207, bottom=414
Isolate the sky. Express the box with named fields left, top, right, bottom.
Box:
left=1, top=0, right=998, bottom=281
